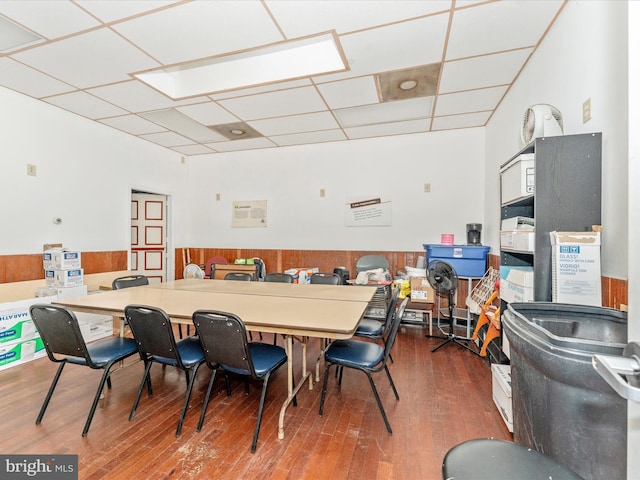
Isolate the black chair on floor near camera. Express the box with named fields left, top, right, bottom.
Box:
left=124, top=304, right=205, bottom=437
left=29, top=304, right=139, bottom=437
left=319, top=297, right=409, bottom=434
left=192, top=309, right=289, bottom=453
left=442, top=438, right=584, bottom=480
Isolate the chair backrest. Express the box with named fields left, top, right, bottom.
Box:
left=29, top=304, right=95, bottom=366
left=381, top=285, right=402, bottom=330
left=124, top=304, right=184, bottom=368
left=264, top=272, right=294, bottom=283
left=382, top=297, right=409, bottom=362
left=356, top=255, right=389, bottom=273
left=309, top=272, right=341, bottom=285
left=224, top=272, right=253, bottom=281
left=112, top=275, right=149, bottom=290
left=192, top=310, right=255, bottom=377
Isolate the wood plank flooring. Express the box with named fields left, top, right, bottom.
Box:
left=0, top=324, right=512, bottom=479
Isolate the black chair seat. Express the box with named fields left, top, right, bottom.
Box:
left=354, top=318, right=384, bottom=337
left=151, top=336, right=204, bottom=367
left=325, top=339, right=384, bottom=369
left=442, top=439, right=584, bottom=480
left=222, top=343, right=287, bottom=376
left=66, top=337, right=138, bottom=367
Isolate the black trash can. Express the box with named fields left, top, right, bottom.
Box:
left=503, top=302, right=628, bottom=480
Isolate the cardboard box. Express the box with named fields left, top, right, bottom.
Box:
left=500, top=153, right=535, bottom=204
left=0, top=337, right=46, bottom=371
left=43, top=249, right=81, bottom=270
left=410, top=277, right=435, bottom=303
left=501, top=216, right=535, bottom=230
left=45, top=268, right=84, bottom=287
left=500, top=266, right=534, bottom=303
left=75, top=312, right=114, bottom=343
left=550, top=231, right=602, bottom=306
left=0, top=297, right=54, bottom=347
left=500, top=230, right=535, bottom=252
left=492, top=364, right=513, bottom=432
left=284, top=267, right=319, bottom=284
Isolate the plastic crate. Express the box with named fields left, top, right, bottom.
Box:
left=424, top=244, right=490, bottom=278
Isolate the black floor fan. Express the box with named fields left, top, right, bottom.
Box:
left=426, top=260, right=479, bottom=355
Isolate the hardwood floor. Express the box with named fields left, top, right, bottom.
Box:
left=0, top=324, right=512, bottom=479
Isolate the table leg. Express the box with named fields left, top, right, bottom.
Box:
left=278, top=335, right=310, bottom=440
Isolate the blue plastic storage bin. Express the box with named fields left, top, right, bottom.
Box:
left=424, top=244, right=490, bottom=278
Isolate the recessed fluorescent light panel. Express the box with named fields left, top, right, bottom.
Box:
left=134, top=32, right=347, bottom=99
left=335, top=97, right=434, bottom=128
left=0, top=15, right=43, bottom=52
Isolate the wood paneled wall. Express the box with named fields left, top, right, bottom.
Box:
left=0, top=250, right=627, bottom=310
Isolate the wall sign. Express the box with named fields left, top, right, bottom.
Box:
left=231, top=200, right=267, bottom=228
left=345, top=196, right=391, bottom=226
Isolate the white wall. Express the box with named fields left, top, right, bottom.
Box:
left=485, top=0, right=629, bottom=279
left=0, top=87, right=188, bottom=256
left=184, top=128, right=486, bottom=252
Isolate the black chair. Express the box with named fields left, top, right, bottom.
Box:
left=442, top=439, right=584, bottom=480
left=354, top=284, right=400, bottom=342
left=224, top=272, right=253, bottom=281
left=319, top=297, right=409, bottom=434
left=309, top=272, right=341, bottom=285
left=29, top=304, right=139, bottom=436
left=355, top=254, right=389, bottom=273
left=264, top=272, right=294, bottom=283
left=124, top=304, right=205, bottom=436
left=192, top=310, right=288, bottom=453
left=111, top=274, right=149, bottom=290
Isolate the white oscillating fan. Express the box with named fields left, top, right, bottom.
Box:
left=521, top=104, right=563, bottom=145
left=183, top=263, right=205, bottom=279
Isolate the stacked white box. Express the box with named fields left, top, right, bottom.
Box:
left=550, top=231, right=602, bottom=306
left=45, top=268, right=84, bottom=287
left=500, top=266, right=534, bottom=303
left=491, top=364, right=513, bottom=432
left=43, top=249, right=81, bottom=269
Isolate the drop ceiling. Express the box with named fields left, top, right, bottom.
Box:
left=0, top=0, right=566, bottom=157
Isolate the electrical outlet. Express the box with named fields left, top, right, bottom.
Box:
left=27, top=164, right=37, bottom=176
left=583, top=98, right=592, bottom=123
left=424, top=183, right=431, bottom=193
left=215, top=193, right=221, bottom=201
left=320, top=188, right=326, bottom=197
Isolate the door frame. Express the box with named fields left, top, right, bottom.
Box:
left=130, top=188, right=174, bottom=282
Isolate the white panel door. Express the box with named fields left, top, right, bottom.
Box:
left=131, top=193, right=167, bottom=283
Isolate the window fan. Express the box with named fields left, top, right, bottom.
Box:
left=183, top=263, right=205, bottom=279
left=521, top=104, right=563, bottom=145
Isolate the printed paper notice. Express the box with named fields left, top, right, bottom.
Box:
left=232, top=200, right=267, bottom=228
left=345, top=197, right=391, bottom=226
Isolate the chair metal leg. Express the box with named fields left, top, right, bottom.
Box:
left=82, top=363, right=117, bottom=436
left=36, top=362, right=66, bottom=425
left=318, top=364, right=333, bottom=416
left=129, top=361, right=153, bottom=421
left=365, top=371, right=393, bottom=434
left=197, top=369, right=219, bottom=431
left=251, top=372, right=271, bottom=453
left=383, top=364, right=400, bottom=400
left=176, top=363, right=203, bottom=437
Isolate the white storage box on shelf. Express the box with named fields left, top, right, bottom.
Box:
left=492, top=363, right=513, bottom=432
left=500, top=266, right=534, bottom=303
left=550, top=231, right=602, bottom=306
left=500, top=153, right=535, bottom=204
left=500, top=230, right=535, bottom=252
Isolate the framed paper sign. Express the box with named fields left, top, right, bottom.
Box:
left=345, top=196, right=391, bottom=226
left=231, top=200, right=267, bottom=228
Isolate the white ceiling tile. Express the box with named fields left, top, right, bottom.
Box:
left=447, top=0, right=564, bottom=59
left=431, top=111, right=491, bottom=130
left=209, top=78, right=312, bottom=101
left=139, top=131, right=195, bottom=147
left=112, top=1, right=283, bottom=65
left=12, top=29, right=159, bottom=88
left=0, top=58, right=74, bottom=98
left=99, top=115, right=167, bottom=136
left=88, top=81, right=208, bottom=113
left=249, top=112, right=339, bottom=136
left=266, top=0, right=452, bottom=37
left=205, top=137, right=277, bottom=153
left=270, top=129, right=347, bottom=147
left=313, top=13, right=449, bottom=83
left=336, top=97, right=432, bottom=128
left=439, top=48, right=533, bottom=94
left=76, top=1, right=181, bottom=24
left=170, top=144, right=217, bottom=156
left=176, top=102, right=240, bottom=126
left=44, top=91, right=128, bottom=119
left=435, top=85, right=508, bottom=116
left=316, top=76, right=379, bottom=109
left=0, top=1, right=99, bottom=39
left=219, top=86, right=328, bottom=120
left=344, top=118, right=430, bottom=139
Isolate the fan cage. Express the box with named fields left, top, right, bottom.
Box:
left=465, top=266, right=500, bottom=315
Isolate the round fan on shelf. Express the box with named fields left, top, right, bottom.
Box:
left=183, top=263, right=205, bottom=279
left=521, top=104, right=563, bottom=145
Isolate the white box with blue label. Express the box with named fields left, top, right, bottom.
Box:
left=45, top=268, right=84, bottom=287
left=43, top=249, right=81, bottom=270
left=0, top=297, right=54, bottom=347
left=500, top=266, right=534, bottom=303
left=551, top=231, right=602, bottom=306
left=424, top=245, right=490, bottom=278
